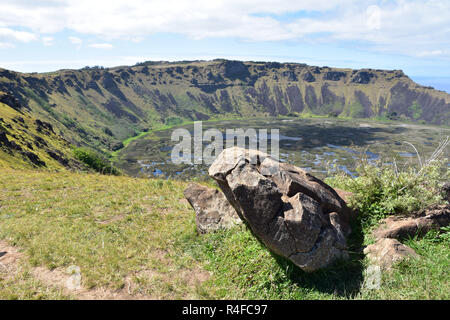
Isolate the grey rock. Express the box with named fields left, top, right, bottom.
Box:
left=443, top=182, right=450, bottom=203
left=372, top=204, right=450, bottom=240
left=208, top=147, right=351, bottom=272
left=184, top=183, right=241, bottom=234
left=364, top=238, right=418, bottom=270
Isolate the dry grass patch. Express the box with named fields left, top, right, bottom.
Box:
left=0, top=169, right=211, bottom=299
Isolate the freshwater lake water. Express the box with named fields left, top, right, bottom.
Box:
left=116, top=118, right=450, bottom=180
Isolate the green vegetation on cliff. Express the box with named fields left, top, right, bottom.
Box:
left=0, top=97, right=81, bottom=170
left=1, top=60, right=449, bottom=156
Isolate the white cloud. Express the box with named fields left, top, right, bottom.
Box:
left=0, top=0, right=448, bottom=58
left=0, top=27, right=37, bottom=42
left=69, top=36, right=82, bottom=45
left=69, top=36, right=83, bottom=49
left=366, top=5, right=381, bottom=31
left=42, top=36, right=54, bottom=46
left=88, top=43, right=113, bottom=49
left=0, top=42, right=15, bottom=49
left=417, top=50, right=444, bottom=57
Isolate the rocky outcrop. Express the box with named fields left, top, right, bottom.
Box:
left=0, top=91, right=27, bottom=112
left=0, top=131, right=11, bottom=147
left=35, top=119, right=55, bottom=134
left=364, top=238, right=418, bottom=270
left=184, top=183, right=241, bottom=234
left=208, top=147, right=352, bottom=272
left=22, top=151, right=46, bottom=167
left=366, top=203, right=449, bottom=270
left=372, top=204, right=450, bottom=240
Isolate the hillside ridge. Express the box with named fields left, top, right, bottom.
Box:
left=0, top=59, right=449, bottom=155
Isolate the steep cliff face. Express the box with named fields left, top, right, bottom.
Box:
left=0, top=91, right=82, bottom=170
left=0, top=59, right=448, bottom=152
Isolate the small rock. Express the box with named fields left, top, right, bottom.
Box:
left=111, top=141, right=124, bottom=151
left=184, top=183, right=241, bottom=234
left=372, top=204, right=450, bottom=240
left=443, top=182, right=450, bottom=203
left=364, top=238, right=418, bottom=270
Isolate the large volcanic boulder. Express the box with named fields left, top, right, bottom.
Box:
left=184, top=183, right=241, bottom=234
left=208, top=147, right=352, bottom=272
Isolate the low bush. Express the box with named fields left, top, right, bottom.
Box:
left=73, top=147, right=120, bottom=175
left=165, top=116, right=183, bottom=126
left=326, top=157, right=448, bottom=227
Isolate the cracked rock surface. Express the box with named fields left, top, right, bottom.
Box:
left=184, top=183, right=242, bottom=234
left=208, top=147, right=352, bottom=272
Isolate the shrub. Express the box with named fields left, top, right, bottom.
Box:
left=73, top=147, right=120, bottom=175
left=326, top=157, right=448, bottom=227
left=165, top=116, right=183, bottom=126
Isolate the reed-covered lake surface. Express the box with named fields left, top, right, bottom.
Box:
left=116, top=118, right=450, bottom=180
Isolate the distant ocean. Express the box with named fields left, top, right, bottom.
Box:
left=411, top=76, right=450, bottom=94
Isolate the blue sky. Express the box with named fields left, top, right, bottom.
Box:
left=0, top=0, right=449, bottom=93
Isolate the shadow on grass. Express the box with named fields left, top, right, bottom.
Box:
left=271, top=217, right=366, bottom=298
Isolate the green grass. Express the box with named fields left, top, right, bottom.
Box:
left=356, top=230, right=450, bottom=299
left=1, top=168, right=448, bottom=300
left=0, top=169, right=202, bottom=298
left=175, top=223, right=365, bottom=299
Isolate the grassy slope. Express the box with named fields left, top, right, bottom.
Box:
left=0, top=101, right=78, bottom=170
left=0, top=169, right=199, bottom=299
left=1, top=168, right=448, bottom=299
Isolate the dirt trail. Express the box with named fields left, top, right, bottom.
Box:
left=0, top=240, right=209, bottom=300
